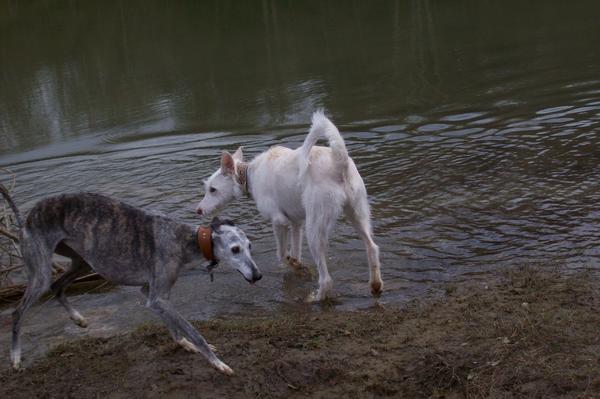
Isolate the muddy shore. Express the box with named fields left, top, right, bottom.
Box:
left=1, top=266, right=599, bottom=398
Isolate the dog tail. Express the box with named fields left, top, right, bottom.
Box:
left=0, top=184, right=23, bottom=229
left=298, top=110, right=349, bottom=180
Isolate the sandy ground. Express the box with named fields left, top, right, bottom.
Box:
left=1, top=266, right=599, bottom=398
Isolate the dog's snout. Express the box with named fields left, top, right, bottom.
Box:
left=248, top=264, right=262, bottom=283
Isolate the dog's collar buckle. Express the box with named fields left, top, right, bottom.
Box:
left=197, top=226, right=219, bottom=282
left=206, top=260, right=219, bottom=282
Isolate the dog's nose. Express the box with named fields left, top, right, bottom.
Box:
left=253, top=272, right=262, bottom=283
left=196, top=208, right=203, bottom=215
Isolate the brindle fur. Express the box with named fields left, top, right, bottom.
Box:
left=2, top=190, right=261, bottom=375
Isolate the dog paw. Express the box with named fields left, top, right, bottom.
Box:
left=304, top=289, right=335, bottom=303
left=10, top=351, right=21, bottom=371
left=70, top=311, right=88, bottom=328
left=178, top=338, right=200, bottom=353
left=75, top=319, right=88, bottom=328
left=73, top=317, right=88, bottom=328
left=10, top=359, right=23, bottom=371
left=208, top=343, right=218, bottom=353
left=286, top=256, right=310, bottom=273
left=285, top=255, right=298, bottom=266
left=212, top=359, right=234, bottom=376
left=304, top=291, right=319, bottom=303
left=370, top=279, right=383, bottom=297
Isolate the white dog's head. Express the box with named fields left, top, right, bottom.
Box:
left=196, top=148, right=244, bottom=217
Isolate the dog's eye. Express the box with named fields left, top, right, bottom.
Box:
left=248, top=243, right=252, bottom=251
left=231, top=246, right=240, bottom=254
left=209, top=187, right=216, bottom=193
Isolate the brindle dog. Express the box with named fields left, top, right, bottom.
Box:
left=0, top=186, right=261, bottom=375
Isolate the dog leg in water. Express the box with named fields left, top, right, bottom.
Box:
left=285, top=255, right=309, bottom=273
left=273, top=222, right=289, bottom=261
left=344, top=200, right=384, bottom=296
left=289, top=224, right=303, bottom=262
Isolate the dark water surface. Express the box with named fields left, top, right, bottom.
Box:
left=2, top=0, right=600, bottom=360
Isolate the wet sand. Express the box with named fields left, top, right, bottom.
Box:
left=1, top=266, right=599, bottom=398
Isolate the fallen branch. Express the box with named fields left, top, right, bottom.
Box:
left=0, top=226, right=18, bottom=242
left=0, top=171, right=24, bottom=288
left=0, top=272, right=105, bottom=303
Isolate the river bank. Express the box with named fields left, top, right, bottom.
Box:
left=1, top=265, right=599, bottom=398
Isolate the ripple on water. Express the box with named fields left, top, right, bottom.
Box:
left=3, top=83, right=600, bottom=352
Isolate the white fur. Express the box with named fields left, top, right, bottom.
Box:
left=10, top=347, right=21, bottom=370
left=197, top=111, right=383, bottom=300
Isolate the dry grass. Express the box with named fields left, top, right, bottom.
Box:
left=1, top=265, right=599, bottom=398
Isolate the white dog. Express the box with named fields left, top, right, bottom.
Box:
left=196, top=111, right=383, bottom=301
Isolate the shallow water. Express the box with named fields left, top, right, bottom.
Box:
left=2, top=0, right=600, bottom=361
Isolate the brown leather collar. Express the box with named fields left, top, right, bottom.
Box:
left=197, top=226, right=215, bottom=261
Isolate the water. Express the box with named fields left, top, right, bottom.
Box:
left=2, top=0, right=600, bottom=360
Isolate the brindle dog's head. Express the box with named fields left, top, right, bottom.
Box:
left=210, top=216, right=261, bottom=284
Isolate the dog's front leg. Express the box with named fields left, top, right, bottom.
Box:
left=289, top=224, right=303, bottom=262
left=146, top=294, right=233, bottom=375
left=272, top=222, right=289, bottom=261
left=140, top=286, right=217, bottom=353
left=284, top=223, right=306, bottom=271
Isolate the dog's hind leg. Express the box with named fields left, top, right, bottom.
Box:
left=345, top=196, right=383, bottom=296
left=145, top=272, right=233, bottom=375
left=304, top=191, right=342, bottom=301
left=51, top=255, right=92, bottom=328
left=11, top=238, right=54, bottom=369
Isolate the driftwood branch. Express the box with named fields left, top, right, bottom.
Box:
left=0, top=272, right=106, bottom=303
left=0, top=225, right=18, bottom=242
left=1, top=172, right=22, bottom=289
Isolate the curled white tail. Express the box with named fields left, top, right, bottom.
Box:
left=298, top=110, right=349, bottom=180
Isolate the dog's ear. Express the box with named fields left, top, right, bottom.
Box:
left=210, top=216, right=235, bottom=231
left=220, top=152, right=235, bottom=176
left=232, top=147, right=244, bottom=162
left=210, top=216, right=221, bottom=231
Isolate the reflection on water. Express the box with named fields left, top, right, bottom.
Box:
left=1, top=0, right=600, bottom=361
